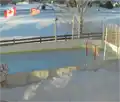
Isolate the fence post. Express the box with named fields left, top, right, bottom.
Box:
left=72, top=16, right=74, bottom=40
left=65, top=35, right=67, bottom=41
left=54, top=18, right=57, bottom=42
left=40, top=37, right=41, bottom=43
left=103, top=27, right=108, bottom=60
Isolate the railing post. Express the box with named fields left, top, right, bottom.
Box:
left=40, top=37, right=41, bottom=43
left=13, top=38, right=15, bottom=44
left=65, top=35, right=67, bottom=41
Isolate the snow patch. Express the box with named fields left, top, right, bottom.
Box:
left=44, top=73, right=72, bottom=90
left=23, top=82, right=42, bottom=100
left=97, top=68, right=108, bottom=72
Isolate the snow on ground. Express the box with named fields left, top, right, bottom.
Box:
left=15, top=4, right=40, bottom=11
left=79, top=7, right=120, bottom=33
left=0, top=4, right=72, bottom=39
left=70, top=6, right=120, bottom=33
left=1, top=72, right=119, bottom=101
left=0, top=5, right=120, bottom=39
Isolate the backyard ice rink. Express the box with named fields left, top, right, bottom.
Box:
left=0, top=3, right=120, bottom=102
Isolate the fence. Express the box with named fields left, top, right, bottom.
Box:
left=0, top=33, right=102, bottom=46
left=103, top=24, right=120, bottom=60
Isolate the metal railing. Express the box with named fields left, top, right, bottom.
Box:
left=0, top=33, right=102, bottom=46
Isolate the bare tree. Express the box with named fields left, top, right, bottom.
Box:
left=77, top=0, right=92, bottom=38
